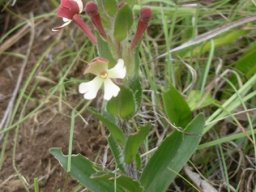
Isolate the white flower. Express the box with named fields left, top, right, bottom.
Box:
left=79, top=58, right=126, bottom=101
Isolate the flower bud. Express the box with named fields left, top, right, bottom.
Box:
left=85, top=1, right=107, bottom=39
left=130, top=7, right=152, bottom=50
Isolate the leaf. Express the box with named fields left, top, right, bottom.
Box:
left=92, top=173, right=144, bottom=192
left=107, top=135, right=126, bottom=172
left=162, top=85, right=192, bottom=128
left=50, top=148, right=114, bottom=192
left=96, top=34, right=115, bottom=66
left=128, top=78, right=142, bottom=111
left=114, top=4, right=133, bottom=41
left=140, top=114, right=205, bottom=192
left=90, top=109, right=126, bottom=145
left=50, top=148, right=144, bottom=192
left=235, top=42, right=256, bottom=77
left=124, top=125, right=151, bottom=163
left=187, top=90, right=217, bottom=110
left=127, top=0, right=135, bottom=7
left=107, top=86, right=136, bottom=119
left=100, top=0, right=117, bottom=16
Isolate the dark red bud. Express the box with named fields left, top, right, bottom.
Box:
left=85, top=1, right=107, bottom=39
left=130, top=7, right=152, bottom=50
left=139, top=7, right=152, bottom=23
left=85, top=1, right=98, bottom=16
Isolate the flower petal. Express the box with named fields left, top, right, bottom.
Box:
left=58, top=0, right=80, bottom=19
left=79, top=77, right=103, bottom=100
left=52, top=19, right=72, bottom=31
left=74, top=0, right=83, bottom=13
left=107, top=59, right=126, bottom=79
left=103, top=79, right=120, bottom=100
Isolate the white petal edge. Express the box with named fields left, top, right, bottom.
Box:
left=103, top=79, right=120, bottom=100
left=107, top=59, right=126, bottom=79
left=79, top=77, right=103, bottom=100
left=74, top=0, right=83, bottom=13
left=52, top=19, right=72, bottom=32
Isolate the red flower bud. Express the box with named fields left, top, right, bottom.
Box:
left=85, top=1, right=107, bottom=39
left=130, top=7, right=152, bottom=50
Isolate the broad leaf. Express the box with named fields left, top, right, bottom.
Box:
left=100, top=0, right=117, bottom=16
left=90, top=109, right=126, bottom=145
left=124, top=125, right=151, bottom=163
left=162, top=85, right=192, bottom=128
left=107, top=86, right=136, bottom=119
left=50, top=148, right=144, bottom=192
left=140, top=114, right=205, bottom=192
left=114, top=4, right=133, bottom=41
left=96, top=34, right=115, bottom=67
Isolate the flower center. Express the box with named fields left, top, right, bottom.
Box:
left=100, top=71, right=108, bottom=79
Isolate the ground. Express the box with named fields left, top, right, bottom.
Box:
left=0, top=1, right=106, bottom=191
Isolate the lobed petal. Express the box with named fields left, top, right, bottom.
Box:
left=52, top=19, right=72, bottom=31
left=79, top=77, right=103, bottom=100
left=108, top=59, right=126, bottom=79
left=103, top=79, right=120, bottom=100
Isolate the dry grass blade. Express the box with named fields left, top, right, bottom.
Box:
left=0, top=20, right=43, bottom=54
left=0, top=15, right=35, bottom=131
left=156, top=16, right=256, bottom=59
left=184, top=166, right=218, bottom=192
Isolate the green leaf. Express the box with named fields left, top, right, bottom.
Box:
left=90, top=109, right=126, bottom=145
left=187, top=90, right=217, bottom=110
left=127, top=0, right=135, bottom=7
left=97, top=34, right=115, bottom=66
left=107, top=135, right=126, bottom=172
left=92, top=173, right=144, bottom=192
left=128, top=78, right=142, bottom=111
left=162, top=85, right=192, bottom=128
left=100, top=0, right=117, bottom=16
left=124, top=125, right=151, bottom=163
left=50, top=148, right=114, bottom=192
left=50, top=148, right=144, bottom=192
left=107, top=86, right=136, bottom=119
left=114, top=4, right=133, bottom=41
left=235, top=42, right=256, bottom=77
left=140, top=114, right=205, bottom=192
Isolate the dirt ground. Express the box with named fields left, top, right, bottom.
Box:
left=0, top=1, right=106, bottom=191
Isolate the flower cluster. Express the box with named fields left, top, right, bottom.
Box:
left=52, top=0, right=152, bottom=101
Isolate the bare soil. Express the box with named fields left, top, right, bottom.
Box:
left=0, top=2, right=106, bottom=191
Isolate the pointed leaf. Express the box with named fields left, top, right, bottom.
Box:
left=107, top=135, right=126, bottom=172
left=50, top=148, right=144, bottom=192
left=140, top=114, right=205, bottom=192
left=114, top=4, right=133, bottom=41
left=162, top=85, right=192, bottom=128
left=124, top=125, right=151, bottom=163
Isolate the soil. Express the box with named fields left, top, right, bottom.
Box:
left=0, top=2, right=106, bottom=192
